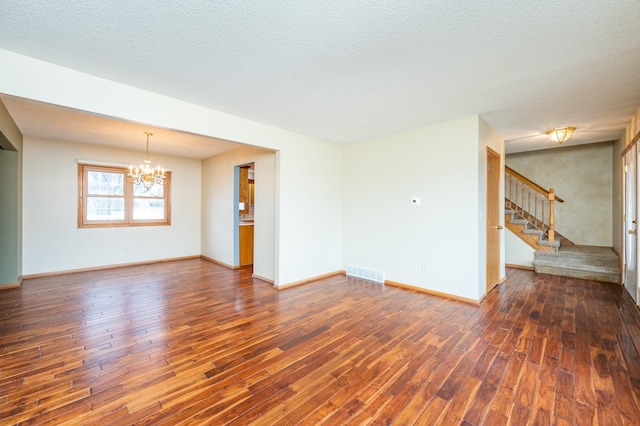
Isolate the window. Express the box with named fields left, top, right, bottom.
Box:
left=78, top=164, right=171, bottom=227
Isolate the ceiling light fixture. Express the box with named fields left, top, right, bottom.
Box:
left=546, top=126, right=576, bottom=144
left=127, top=132, right=166, bottom=190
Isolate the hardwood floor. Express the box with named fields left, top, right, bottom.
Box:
left=2, top=260, right=640, bottom=425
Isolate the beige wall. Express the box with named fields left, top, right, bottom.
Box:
left=201, top=146, right=276, bottom=282
left=506, top=142, right=613, bottom=246
left=22, top=138, right=202, bottom=275
left=343, top=115, right=504, bottom=302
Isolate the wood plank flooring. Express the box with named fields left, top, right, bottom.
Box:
left=2, top=259, right=640, bottom=425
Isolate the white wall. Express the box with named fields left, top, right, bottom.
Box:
left=1, top=49, right=344, bottom=285
left=342, top=115, right=486, bottom=301
left=22, top=138, right=201, bottom=275
left=506, top=142, right=613, bottom=246
left=201, top=146, right=276, bottom=282
left=505, top=228, right=535, bottom=267
left=275, top=140, right=343, bottom=285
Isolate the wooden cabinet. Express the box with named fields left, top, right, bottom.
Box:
left=239, top=225, right=254, bottom=266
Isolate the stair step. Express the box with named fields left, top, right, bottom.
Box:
left=534, top=257, right=618, bottom=273
left=522, top=228, right=542, bottom=235
left=533, top=265, right=619, bottom=283
left=533, top=245, right=620, bottom=283
left=537, top=239, right=561, bottom=248
left=535, top=248, right=618, bottom=265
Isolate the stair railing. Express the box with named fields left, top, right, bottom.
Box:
left=505, top=166, right=564, bottom=242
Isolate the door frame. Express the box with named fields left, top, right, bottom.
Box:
left=623, top=146, right=639, bottom=303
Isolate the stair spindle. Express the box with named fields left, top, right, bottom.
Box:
left=548, top=188, right=555, bottom=242
left=504, top=166, right=563, bottom=246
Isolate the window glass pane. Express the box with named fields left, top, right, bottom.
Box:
left=87, top=171, right=124, bottom=195
left=133, top=198, right=165, bottom=220
left=133, top=182, right=164, bottom=197
left=86, top=197, right=125, bottom=221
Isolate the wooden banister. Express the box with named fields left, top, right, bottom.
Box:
left=505, top=166, right=564, bottom=243
left=505, top=166, right=564, bottom=203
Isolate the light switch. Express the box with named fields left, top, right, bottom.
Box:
left=239, top=202, right=245, bottom=210
left=411, top=197, right=421, bottom=205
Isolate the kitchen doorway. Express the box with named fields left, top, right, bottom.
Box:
left=236, top=162, right=255, bottom=267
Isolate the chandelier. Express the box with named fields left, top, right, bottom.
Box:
left=546, top=127, right=576, bottom=144
left=127, top=132, right=166, bottom=190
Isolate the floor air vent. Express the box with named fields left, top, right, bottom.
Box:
left=346, top=265, right=385, bottom=284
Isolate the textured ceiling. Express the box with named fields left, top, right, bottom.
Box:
left=0, top=95, right=244, bottom=159
left=1, top=0, right=639, bottom=155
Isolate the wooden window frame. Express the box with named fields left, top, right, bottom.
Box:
left=78, top=164, right=171, bottom=228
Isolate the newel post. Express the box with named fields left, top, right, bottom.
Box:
left=548, top=188, right=555, bottom=242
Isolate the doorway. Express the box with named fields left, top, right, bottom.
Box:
left=235, top=163, right=255, bottom=267
left=486, top=148, right=501, bottom=292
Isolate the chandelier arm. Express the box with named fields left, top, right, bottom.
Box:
left=129, top=131, right=165, bottom=191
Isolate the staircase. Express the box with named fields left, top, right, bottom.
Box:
left=505, top=166, right=620, bottom=283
